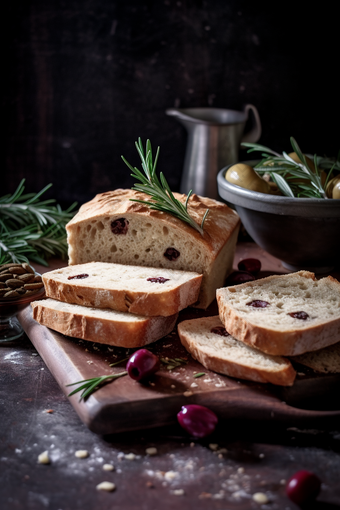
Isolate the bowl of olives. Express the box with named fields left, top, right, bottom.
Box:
left=217, top=154, right=340, bottom=273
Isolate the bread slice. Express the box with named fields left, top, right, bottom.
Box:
left=291, top=341, right=340, bottom=374
left=177, top=316, right=296, bottom=386
left=31, top=298, right=178, bottom=347
left=66, top=189, right=240, bottom=309
left=217, top=271, right=340, bottom=356
left=42, top=262, right=202, bottom=317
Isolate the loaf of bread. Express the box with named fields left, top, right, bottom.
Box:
left=31, top=298, right=178, bottom=347
left=42, top=261, right=202, bottom=317
left=66, top=189, right=240, bottom=309
left=177, top=316, right=296, bottom=386
left=217, top=271, right=340, bottom=356
left=291, top=341, right=340, bottom=373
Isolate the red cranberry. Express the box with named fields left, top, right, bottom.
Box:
left=110, top=218, right=129, bottom=234
left=246, top=300, right=270, bottom=308
left=147, top=277, right=170, bottom=284
left=286, top=470, right=321, bottom=505
left=126, top=349, right=160, bottom=382
left=177, top=405, right=218, bottom=438
left=288, top=311, right=309, bottom=320
left=226, top=271, right=255, bottom=285
left=67, top=273, right=89, bottom=280
left=210, top=326, right=230, bottom=337
left=238, top=258, right=261, bottom=275
left=164, top=247, right=180, bottom=261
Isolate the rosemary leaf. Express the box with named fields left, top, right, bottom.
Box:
left=193, top=372, right=206, bottom=378
left=122, top=139, right=209, bottom=235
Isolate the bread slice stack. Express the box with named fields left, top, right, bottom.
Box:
left=32, top=262, right=203, bottom=348
left=178, top=271, right=340, bottom=386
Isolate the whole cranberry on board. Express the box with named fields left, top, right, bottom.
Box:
left=237, top=258, right=261, bottom=275
left=126, top=349, right=160, bottom=382
left=177, top=405, right=218, bottom=438
left=286, top=470, right=321, bottom=505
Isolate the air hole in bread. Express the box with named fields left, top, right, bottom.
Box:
left=77, top=226, right=81, bottom=234
left=163, top=227, right=169, bottom=235
left=76, top=295, right=84, bottom=300
left=91, top=229, right=96, bottom=239
left=299, top=284, right=308, bottom=290
left=79, top=240, right=84, bottom=248
left=132, top=229, right=137, bottom=236
left=97, top=221, right=104, bottom=231
left=110, top=245, right=117, bottom=253
left=87, top=225, right=92, bottom=232
left=134, top=254, right=139, bottom=260
left=305, top=291, right=311, bottom=298
left=145, top=248, right=151, bottom=253
left=276, top=302, right=283, bottom=308
left=228, top=288, right=236, bottom=293
left=146, top=223, right=152, bottom=228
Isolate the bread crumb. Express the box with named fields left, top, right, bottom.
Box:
left=190, top=382, right=198, bottom=388
left=259, top=453, right=265, bottom=459
left=96, top=481, right=116, bottom=492
left=183, top=390, right=193, bottom=397
left=87, top=360, right=93, bottom=364
left=209, top=443, right=219, bottom=451
left=43, top=409, right=54, bottom=414
left=124, top=453, right=136, bottom=460
left=37, top=451, right=50, bottom=464
left=280, top=479, right=286, bottom=485
left=237, top=467, right=245, bottom=474
left=190, top=442, right=195, bottom=448
left=172, top=489, right=184, bottom=496
left=103, top=464, right=115, bottom=471
left=75, top=450, right=89, bottom=459
left=252, top=492, right=269, bottom=504
left=149, top=382, right=155, bottom=386
left=164, top=471, right=178, bottom=481
left=146, top=447, right=157, bottom=456
left=171, top=385, right=176, bottom=389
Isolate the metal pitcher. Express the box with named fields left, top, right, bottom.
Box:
left=166, top=105, right=261, bottom=200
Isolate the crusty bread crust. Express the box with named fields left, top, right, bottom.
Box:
left=217, top=271, right=340, bottom=356
left=66, top=189, right=240, bottom=309
left=31, top=298, right=178, bottom=347
left=42, top=262, right=202, bottom=317
left=177, top=316, right=296, bottom=386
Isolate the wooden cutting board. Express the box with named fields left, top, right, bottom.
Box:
left=18, top=304, right=340, bottom=435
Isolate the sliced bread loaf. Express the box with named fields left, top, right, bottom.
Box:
left=42, top=261, right=202, bottom=317
left=291, top=341, right=340, bottom=374
left=66, top=189, right=240, bottom=309
left=31, top=298, right=178, bottom=347
left=177, top=316, right=296, bottom=386
left=217, top=271, right=340, bottom=356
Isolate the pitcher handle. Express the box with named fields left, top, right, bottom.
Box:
left=241, top=104, right=262, bottom=143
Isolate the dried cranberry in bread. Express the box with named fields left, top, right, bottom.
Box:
left=42, top=262, right=202, bottom=317
left=66, top=189, right=240, bottom=309
left=177, top=316, right=296, bottom=386
left=31, top=298, right=178, bottom=348
left=217, top=271, right=340, bottom=356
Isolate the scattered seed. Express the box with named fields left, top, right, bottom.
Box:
left=96, top=481, right=116, bottom=492
left=103, top=464, right=115, bottom=471
left=252, top=492, right=269, bottom=504
left=124, top=453, right=136, bottom=460
left=37, top=451, right=50, bottom=464
left=75, top=450, right=89, bottom=459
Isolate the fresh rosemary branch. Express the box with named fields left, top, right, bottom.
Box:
left=122, top=138, right=209, bottom=235
left=242, top=137, right=338, bottom=198
left=0, top=179, right=77, bottom=265
left=66, top=371, right=127, bottom=401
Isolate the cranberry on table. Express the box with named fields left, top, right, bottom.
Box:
left=238, top=258, right=261, bottom=275
left=286, top=470, right=321, bottom=505
left=126, top=349, right=160, bottom=382
left=177, top=404, right=218, bottom=438
left=225, top=271, right=255, bottom=285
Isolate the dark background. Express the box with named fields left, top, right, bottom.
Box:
left=4, top=0, right=339, bottom=207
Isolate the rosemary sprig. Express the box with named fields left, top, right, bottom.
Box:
left=66, top=371, right=127, bottom=401
left=0, top=179, right=77, bottom=265
left=161, top=357, right=188, bottom=370
left=109, top=357, right=129, bottom=367
left=122, top=138, right=209, bottom=235
left=193, top=372, right=206, bottom=378
left=242, top=137, right=338, bottom=198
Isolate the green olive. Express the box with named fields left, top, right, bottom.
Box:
left=326, top=176, right=340, bottom=199
left=225, top=163, right=272, bottom=194
left=288, top=152, right=316, bottom=172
